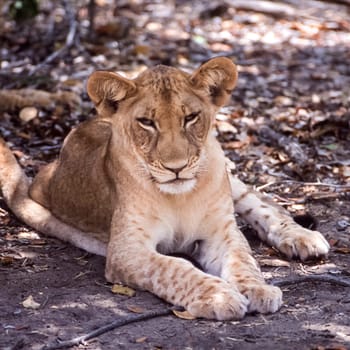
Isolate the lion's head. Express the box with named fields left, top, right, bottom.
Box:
left=87, top=57, right=237, bottom=194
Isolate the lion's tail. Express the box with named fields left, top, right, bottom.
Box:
left=0, top=137, right=107, bottom=256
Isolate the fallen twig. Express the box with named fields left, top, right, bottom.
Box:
left=258, top=126, right=309, bottom=168
left=306, top=192, right=349, bottom=201
left=257, top=180, right=350, bottom=192
left=88, top=0, right=96, bottom=36
left=316, top=0, right=350, bottom=6
left=226, top=0, right=322, bottom=20
left=29, top=0, right=78, bottom=76
left=227, top=0, right=298, bottom=18
left=272, top=274, right=350, bottom=288
left=255, top=180, right=350, bottom=205
left=273, top=192, right=350, bottom=206
left=256, top=181, right=350, bottom=205
left=41, top=307, right=173, bottom=350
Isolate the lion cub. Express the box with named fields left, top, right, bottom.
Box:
left=0, top=57, right=329, bottom=320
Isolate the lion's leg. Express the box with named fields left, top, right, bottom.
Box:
left=197, top=219, right=282, bottom=314
left=228, top=174, right=330, bottom=260
left=105, top=233, right=249, bottom=320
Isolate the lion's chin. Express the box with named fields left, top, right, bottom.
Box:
left=157, top=178, right=196, bottom=195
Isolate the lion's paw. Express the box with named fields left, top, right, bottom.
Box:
left=243, top=284, right=282, bottom=314
left=187, top=282, right=249, bottom=320
left=273, top=225, right=330, bottom=261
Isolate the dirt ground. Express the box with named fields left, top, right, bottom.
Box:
left=1, top=0, right=350, bottom=349
left=1, top=200, right=350, bottom=350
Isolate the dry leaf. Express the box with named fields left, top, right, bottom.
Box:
left=341, top=166, right=350, bottom=178
left=216, top=120, right=238, bottom=134
left=264, top=247, right=279, bottom=257
left=18, top=231, right=41, bottom=240
left=19, top=107, right=38, bottom=123
left=127, top=305, right=145, bottom=313
left=134, top=45, right=150, bottom=56
left=223, top=140, right=249, bottom=150
left=111, top=284, right=136, bottom=297
left=16, top=131, right=31, bottom=140
left=0, top=256, right=14, bottom=266
left=334, top=247, right=350, bottom=254
left=22, top=295, right=40, bottom=309
left=172, top=309, right=196, bottom=320
left=329, top=238, right=339, bottom=247
left=312, top=345, right=348, bottom=350
left=135, top=337, right=147, bottom=343
left=274, top=95, right=294, bottom=107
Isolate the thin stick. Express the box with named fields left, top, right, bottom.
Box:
left=41, top=308, right=172, bottom=350
left=257, top=180, right=350, bottom=192
left=272, top=274, right=350, bottom=288
left=29, top=0, right=77, bottom=76
left=316, top=0, right=350, bottom=6
left=88, top=0, right=96, bottom=36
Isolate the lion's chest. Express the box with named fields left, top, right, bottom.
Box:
left=144, top=194, right=222, bottom=254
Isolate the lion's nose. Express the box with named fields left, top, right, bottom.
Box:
left=162, top=161, right=187, bottom=174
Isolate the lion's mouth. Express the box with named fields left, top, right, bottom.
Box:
left=156, top=177, right=197, bottom=194
left=162, top=178, right=192, bottom=185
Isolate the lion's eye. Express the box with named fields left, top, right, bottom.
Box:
left=137, top=117, right=156, bottom=129
left=184, top=112, right=200, bottom=126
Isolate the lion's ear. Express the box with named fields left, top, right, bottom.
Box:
left=87, top=71, right=136, bottom=116
left=191, top=57, right=238, bottom=107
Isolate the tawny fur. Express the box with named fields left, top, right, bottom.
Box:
left=0, top=57, right=329, bottom=320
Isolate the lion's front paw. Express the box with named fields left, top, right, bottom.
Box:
left=274, top=226, right=330, bottom=261
left=187, top=282, right=249, bottom=320
left=281, top=229, right=330, bottom=261
left=243, top=284, right=282, bottom=314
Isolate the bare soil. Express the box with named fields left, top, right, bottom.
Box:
left=1, top=199, right=350, bottom=350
